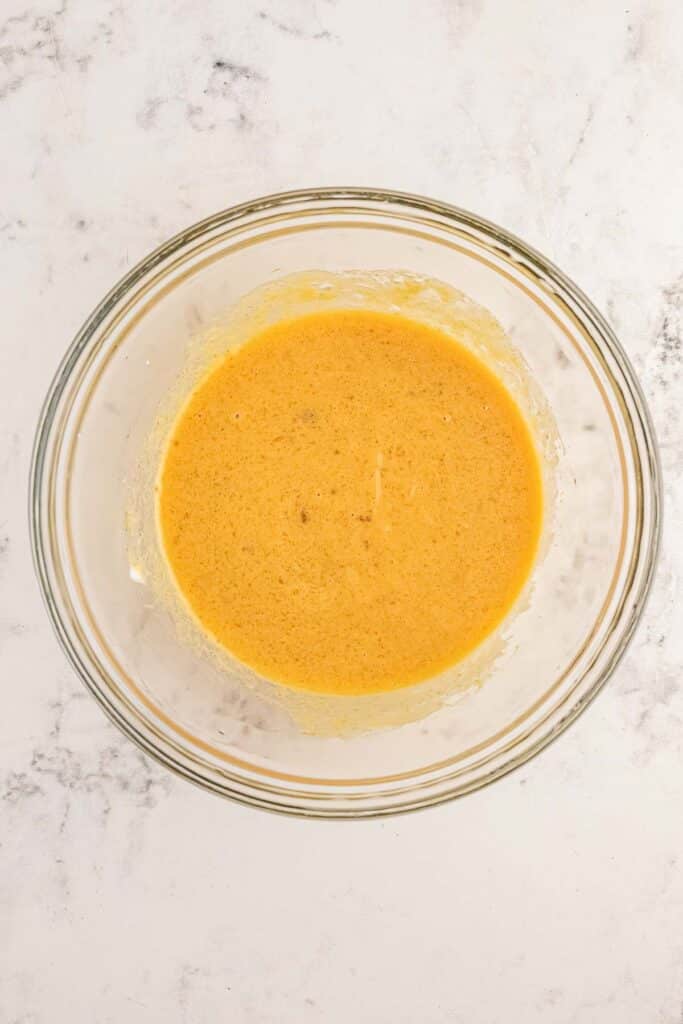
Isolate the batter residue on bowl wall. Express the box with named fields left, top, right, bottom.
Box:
left=128, top=271, right=556, bottom=733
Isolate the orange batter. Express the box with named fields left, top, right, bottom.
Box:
left=158, top=310, right=542, bottom=695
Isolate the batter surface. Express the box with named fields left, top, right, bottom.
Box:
left=158, top=309, right=542, bottom=695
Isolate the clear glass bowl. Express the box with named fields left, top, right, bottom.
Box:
left=30, top=188, right=661, bottom=817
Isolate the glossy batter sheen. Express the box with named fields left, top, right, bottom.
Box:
left=159, top=310, right=542, bottom=695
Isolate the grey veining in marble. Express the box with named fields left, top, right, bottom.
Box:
left=1, top=1, right=682, bottom=1021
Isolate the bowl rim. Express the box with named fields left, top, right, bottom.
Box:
left=29, top=186, right=663, bottom=817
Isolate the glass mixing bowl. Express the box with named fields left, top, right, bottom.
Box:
left=30, top=188, right=661, bottom=817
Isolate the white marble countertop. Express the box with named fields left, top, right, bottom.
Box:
left=2, top=1, right=682, bottom=1021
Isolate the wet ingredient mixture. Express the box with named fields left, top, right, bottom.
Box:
left=159, top=309, right=542, bottom=695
